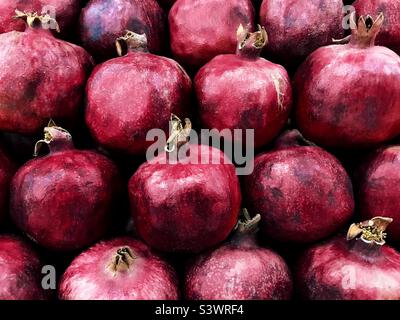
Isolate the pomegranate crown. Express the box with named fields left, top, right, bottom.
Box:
left=14, top=9, right=60, bottom=33
left=347, top=216, right=393, bottom=246
left=33, top=120, right=72, bottom=157
left=116, top=30, right=148, bottom=56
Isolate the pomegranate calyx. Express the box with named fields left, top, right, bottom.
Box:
left=108, top=247, right=136, bottom=273
left=236, top=209, right=261, bottom=234
left=116, top=30, right=148, bottom=56
left=236, top=24, right=268, bottom=59
left=164, top=114, right=192, bottom=153
left=349, top=12, right=384, bottom=48
left=347, top=216, right=393, bottom=246
left=14, top=9, right=60, bottom=33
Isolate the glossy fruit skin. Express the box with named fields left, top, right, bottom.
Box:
left=354, top=0, right=400, bottom=54
left=195, top=54, right=292, bottom=148
left=129, top=144, right=242, bottom=253
left=80, top=0, right=166, bottom=61
left=169, top=0, right=255, bottom=70
left=0, top=28, right=93, bottom=134
left=297, top=236, right=400, bottom=300
left=85, top=51, right=192, bottom=156
left=357, top=146, right=400, bottom=242
left=10, top=148, right=122, bottom=251
left=185, top=233, right=292, bottom=300
left=59, top=238, right=179, bottom=300
left=259, top=0, right=344, bottom=69
left=0, top=145, right=15, bottom=224
left=0, top=235, right=50, bottom=300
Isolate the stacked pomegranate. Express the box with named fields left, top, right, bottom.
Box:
left=0, top=0, right=399, bottom=301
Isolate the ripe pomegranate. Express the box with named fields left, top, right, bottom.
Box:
left=85, top=31, right=192, bottom=156
left=297, top=217, right=400, bottom=300
left=243, top=130, right=354, bottom=244
left=354, top=0, right=400, bottom=55
left=59, top=237, right=179, bottom=300
left=259, top=0, right=344, bottom=69
left=195, top=25, right=292, bottom=149
left=169, top=0, right=255, bottom=70
left=294, top=13, right=400, bottom=149
left=357, top=146, right=400, bottom=242
left=0, top=145, right=15, bottom=224
left=0, top=235, right=50, bottom=300
left=185, top=211, right=292, bottom=300
left=80, top=0, right=166, bottom=61
left=0, top=12, right=93, bottom=135
left=10, top=122, right=122, bottom=251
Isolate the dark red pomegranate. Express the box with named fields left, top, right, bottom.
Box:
left=80, top=0, right=166, bottom=61
left=259, top=0, right=344, bottom=69
left=0, top=0, right=81, bottom=38
left=10, top=123, right=122, bottom=251
left=185, top=212, right=292, bottom=300
left=297, top=217, right=400, bottom=300
left=357, top=146, right=400, bottom=242
left=0, top=12, right=93, bottom=135
left=0, top=145, right=15, bottom=224
left=354, top=0, right=400, bottom=55
left=0, top=235, right=50, bottom=300
left=59, top=237, right=179, bottom=300
left=294, top=13, right=400, bottom=149
left=195, top=25, right=292, bottom=148
left=243, top=130, right=354, bottom=244
left=85, top=31, right=192, bottom=156
left=169, top=0, right=255, bottom=70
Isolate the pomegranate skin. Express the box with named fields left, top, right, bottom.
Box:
left=129, top=144, right=242, bottom=253
left=297, top=236, right=400, bottom=300
left=357, top=146, right=400, bottom=242
left=354, top=0, right=400, bottom=55
left=80, top=0, right=166, bottom=61
left=0, top=145, right=15, bottom=224
left=0, top=235, right=50, bottom=300
left=260, top=0, right=344, bottom=69
left=169, top=0, right=255, bottom=70
left=59, top=238, right=179, bottom=300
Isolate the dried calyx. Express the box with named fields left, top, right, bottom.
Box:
left=347, top=216, right=393, bottom=246
left=14, top=9, right=60, bottom=33
left=236, top=24, right=268, bottom=58
left=33, top=120, right=73, bottom=156
left=236, top=208, right=261, bottom=234
left=108, top=247, right=136, bottom=273
left=116, top=30, right=148, bottom=56
left=164, top=114, right=192, bottom=153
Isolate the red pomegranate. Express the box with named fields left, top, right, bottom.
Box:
left=354, top=0, right=400, bottom=55
left=185, top=212, right=292, bottom=300
left=259, top=0, right=344, bottom=69
left=10, top=123, right=122, bottom=251
left=0, top=145, right=15, bottom=224
left=357, top=146, right=400, bottom=242
left=195, top=25, right=292, bottom=149
left=85, top=31, right=192, bottom=156
left=59, top=238, right=179, bottom=300
left=0, top=12, right=93, bottom=135
left=294, top=13, right=400, bottom=149
left=80, top=0, right=166, bottom=61
left=0, top=235, right=50, bottom=300
left=297, top=217, right=400, bottom=300
left=169, top=0, right=255, bottom=70
left=243, top=130, right=354, bottom=244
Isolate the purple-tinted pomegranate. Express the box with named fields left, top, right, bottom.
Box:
left=357, top=146, right=400, bottom=242
left=243, top=130, right=354, bottom=244
left=0, top=145, right=15, bottom=224
left=0, top=235, right=50, bottom=300
left=10, top=123, right=122, bottom=251
left=195, top=25, right=292, bottom=148
left=80, top=0, right=166, bottom=61
left=0, top=12, right=93, bottom=135
left=169, top=0, right=255, bottom=70
left=259, top=0, right=344, bottom=69
left=185, top=212, right=292, bottom=300
left=85, top=31, right=192, bottom=156
left=297, top=217, right=400, bottom=300
left=354, top=0, right=400, bottom=55
left=59, top=237, right=179, bottom=300
left=294, top=13, right=400, bottom=149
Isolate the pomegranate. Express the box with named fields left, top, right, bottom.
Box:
left=259, top=0, right=344, bottom=69
left=169, top=0, right=255, bottom=70
left=0, top=12, right=93, bottom=135
left=294, top=13, right=400, bottom=149
left=85, top=31, right=192, bottom=156
left=185, top=211, right=292, bottom=300
left=195, top=25, right=292, bottom=149
left=354, top=0, right=400, bottom=55
left=297, top=217, right=400, bottom=300
left=0, top=145, right=15, bottom=224
left=10, top=122, right=122, bottom=251
left=357, top=146, right=400, bottom=242
left=0, top=235, right=50, bottom=300
left=80, top=0, right=166, bottom=61
left=59, top=237, right=179, bottom=300
left=243, top=130, right=354, bottom=244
